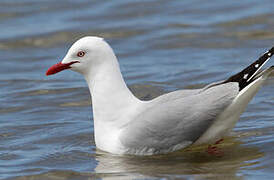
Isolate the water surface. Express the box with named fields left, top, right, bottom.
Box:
left=0, top=1, right=274, bottom=179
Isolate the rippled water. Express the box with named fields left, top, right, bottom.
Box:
left=0, top=1, right=274, bottom=179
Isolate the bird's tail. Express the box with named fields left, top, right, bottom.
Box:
left=224, top=47, right=274, bottom=91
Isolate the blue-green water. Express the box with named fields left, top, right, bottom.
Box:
left=0, top=1, right=274, bottom=179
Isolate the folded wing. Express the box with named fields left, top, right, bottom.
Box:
left=120, top=82, right=239, bottom=155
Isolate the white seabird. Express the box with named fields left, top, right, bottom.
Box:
left=46, top=36, right=274, bottom=155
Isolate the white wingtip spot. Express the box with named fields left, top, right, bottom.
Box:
left=268, top=52, right=272, bottom=56
left=243, top=74, right=249, bottom=79
left=255, top=64, right=259, bottom=68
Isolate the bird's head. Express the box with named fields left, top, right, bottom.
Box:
left=46, top=36, right=114, bottom=76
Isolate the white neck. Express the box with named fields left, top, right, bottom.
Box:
left=84, top=54, right=142, bottom=153
left=84, top=55, right=140, bottom=125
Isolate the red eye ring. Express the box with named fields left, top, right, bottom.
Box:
left=77, top=51, right=85, bottom=57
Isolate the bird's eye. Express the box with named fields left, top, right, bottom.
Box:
left=77, top=51, right=85, bottom=57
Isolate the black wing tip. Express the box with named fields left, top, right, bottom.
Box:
left=270, top=46, right=274, bottom=53
left=224, top=46, right=274, bottom=91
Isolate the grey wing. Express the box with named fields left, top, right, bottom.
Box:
left=151, top=80, right=226, bottom=104
left=151, top=89, right=201, bottom=104
left=120, top=82, right=239, bottom=154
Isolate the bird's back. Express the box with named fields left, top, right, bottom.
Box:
left=119, top=82, right=239, bottom=155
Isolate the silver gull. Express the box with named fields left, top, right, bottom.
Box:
left=46, top=36, right=274, bottom=155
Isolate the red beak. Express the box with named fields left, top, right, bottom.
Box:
left=46, top=61, right=79, bottom=76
